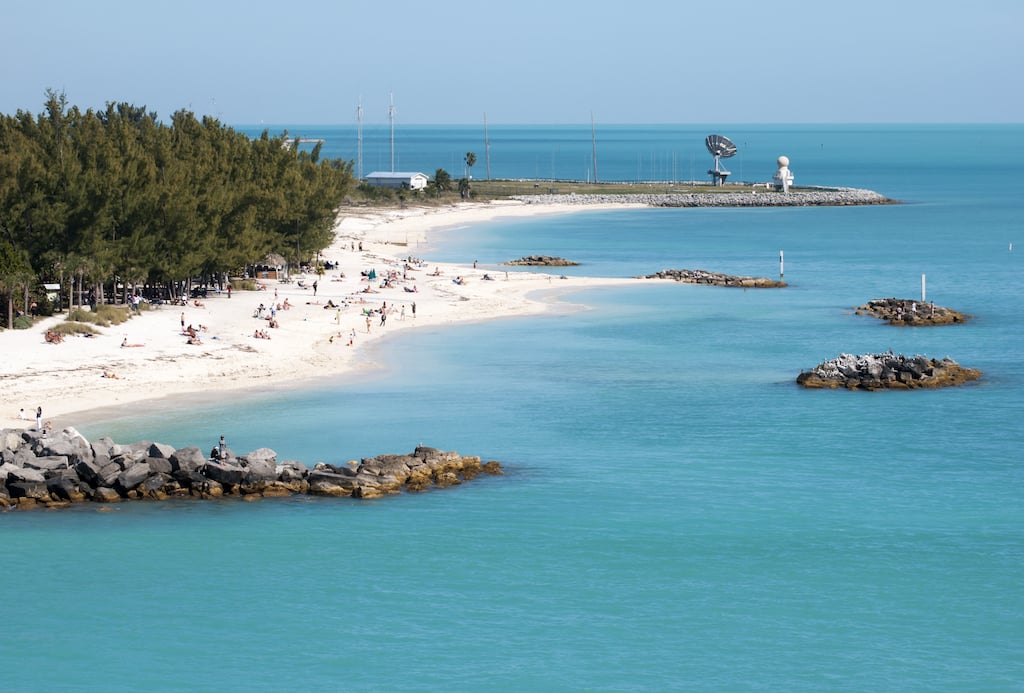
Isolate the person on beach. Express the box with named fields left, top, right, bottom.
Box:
left=181, top=312, right=185, bottom=331
left=411, top=301, right=416, bottom=318
left=380, top=309, right=387, bottom=327
left=313, top=280, right=318, bottom=296
left=36, top=406, right=42, bottom=432
left=365, top=316, right=371, bottom=333
left=18, top=408, right=27, bottom=420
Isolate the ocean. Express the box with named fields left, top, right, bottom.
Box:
left=3, top=125, right=1023, bottom=691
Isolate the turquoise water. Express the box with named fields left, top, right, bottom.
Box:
left=4, top=126, right=1023, bottom=691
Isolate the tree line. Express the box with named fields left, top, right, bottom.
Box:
left=0, top=91, right=355, bottom=327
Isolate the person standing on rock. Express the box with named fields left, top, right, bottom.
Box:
left=219, top=435, right=226, bottom=460
left=36, top=406, right=43, bottom=432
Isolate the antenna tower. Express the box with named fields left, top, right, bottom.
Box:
left=356, top=98, right=363, bottom=180
left=484, top=112, right=491, bottom=181
left=591, top=112, right=599, bottom=183
left=388, top=93, right=396, bottom=172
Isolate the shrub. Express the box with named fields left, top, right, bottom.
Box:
left=67, top=304, right=132, bottom=327
left=13, top=315, right=33, bottom=329
left=50, top=321, right=99, bottom=336
left=233, top=279, right=258, bottom=291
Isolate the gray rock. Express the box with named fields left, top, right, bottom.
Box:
left=24, top=455, right=70, bottom=472
left=7, top=480, right=50, bottom=500
left=116, top=462, right=152, bottom=491
left=203, top=461, right=244, bottom=486
left=146, top=457, right=173, bottom=475
left=97, top=462, right=122, bottom=486
left=170, top=447, right=206, bottom=473
left=7, top=466, right=46, bottom=483
left=147, top=442, right=176, bottom=459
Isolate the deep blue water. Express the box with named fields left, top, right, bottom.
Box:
left=3, top=125, right=1023, bottom=691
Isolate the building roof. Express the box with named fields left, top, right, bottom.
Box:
left=365, top=171, right=427, bottom=179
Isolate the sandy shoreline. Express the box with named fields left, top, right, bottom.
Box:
left=1, top=200, right=642, bottom=430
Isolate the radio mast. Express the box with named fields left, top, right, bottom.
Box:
left=388, top=92, right=396, bottom=172
left=356, top=97, right=363, bottom=180
left=484, top=112, right=492, bottom=181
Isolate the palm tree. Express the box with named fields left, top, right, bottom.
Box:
left=464, top=152, right=477, bottom=180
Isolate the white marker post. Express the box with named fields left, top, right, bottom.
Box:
left=779, top=250, right=784, bottom=279
left=921, top=273, right=927, bottom=303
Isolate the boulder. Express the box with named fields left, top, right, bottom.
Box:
left=147, top=442, right=176, bottom=460
left=241, top=449, right=278, bottom=482
left=307, top=471, right=357, bottom=497
left=92, top=486, right=121, bottom=503
left=24, top=456, right=70, bottom=473
left=170, top=447, right=206, bottom=473
left=116, top=462, right=152, bottom=492
left=1, top=430, right=24, bottom=452
left=145, top=457, right=173, bottom=475
left=7, top=466, right=46, bottom=484
left=7, top=480, right=50, bottom=500
left=203, top=460, right=245, bottom=486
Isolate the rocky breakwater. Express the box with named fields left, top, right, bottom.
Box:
left=503, top=255, right=579, bottom=266
left=0, top=429, right=502, bottom=511
left=854, top=298, right=970, bottom=326
left=796, top=353, right=981, bottom=390
left=641, top=268, right=787, bottom=288
left=512, top=188, right=894, bottom=207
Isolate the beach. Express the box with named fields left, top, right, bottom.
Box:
left=1, top=200, right=639, bottom=428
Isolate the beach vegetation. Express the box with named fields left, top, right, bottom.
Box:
left=464, top=151, right=476, bottom=179
left=49, top=321, right=99, bottom=336
left=67, top=303, right=134, bottom=327
left=432, top=168, right=452, bottom=194
left=0, top=91, right=355, bottom=322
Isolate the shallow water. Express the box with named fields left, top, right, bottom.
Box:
left=5, top=125, right=1023, bottom=691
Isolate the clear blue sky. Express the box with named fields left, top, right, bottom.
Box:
left=3, top=0, right=1021, bottom=125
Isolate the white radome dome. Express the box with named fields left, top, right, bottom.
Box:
left=777, top=155, right=790, bottom=167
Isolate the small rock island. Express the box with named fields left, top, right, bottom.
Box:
left=1, top=428, right=502, bottom=510
left=642, top=268, right=787, bottom=288
left=797, top=353, right=981, bottom=390
left=503, top=255, right=579, bottom=266
left=854, top=298, right=970, bottom=326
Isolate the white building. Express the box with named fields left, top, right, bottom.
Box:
left=365, top=171, right=429, bottom=191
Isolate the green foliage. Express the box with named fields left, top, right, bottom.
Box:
left=232, top=279, right=259, bottom=291
left=13, top=315, right=33, bottom=329
left=433, top=168, right=452, bottom=192
left=0, top=93, right=356, bottom=304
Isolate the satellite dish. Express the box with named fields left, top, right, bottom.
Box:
left=705, top=134, right=737, bottom=159
left=705, top=134, right=737, bottom=186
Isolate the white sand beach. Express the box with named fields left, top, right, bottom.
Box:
left=1, top=200, right=643, bottom=429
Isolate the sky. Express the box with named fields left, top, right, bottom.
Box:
left=3, top=0, right=1022, bottom=125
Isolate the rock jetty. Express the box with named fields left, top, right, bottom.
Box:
left=503, top=255, right=579, bottom=266
left=512, top=187, right=893, bottom=207
left=641, top=268, right=787, bottom=288
left=0, top=429, right=502, bottom=511
left=796, top=353, right=981, bottom=390
left=854, top=298, right=970, bottom=326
